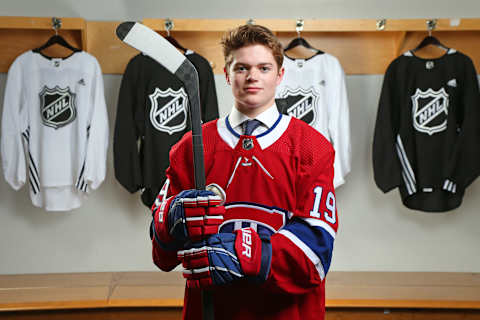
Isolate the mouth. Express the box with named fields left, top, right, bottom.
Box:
left=244, top=87, right=262, bottom=93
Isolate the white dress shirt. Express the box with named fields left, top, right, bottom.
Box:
left=228, top=103, right=280, bottom=136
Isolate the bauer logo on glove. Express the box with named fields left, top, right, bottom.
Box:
left=177, top=227, right=272, bottom=288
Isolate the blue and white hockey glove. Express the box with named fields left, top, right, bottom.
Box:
left=177, top=228, right=272, bottom=288
left=152, top=188, right=225, bottom=250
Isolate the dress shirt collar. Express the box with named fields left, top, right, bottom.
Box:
left=228, top=103, right=280, bottom=130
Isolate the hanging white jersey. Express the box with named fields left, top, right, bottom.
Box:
left=276, top=53, right=351, bottom=188
left=1, top=50, right=109, bottom=211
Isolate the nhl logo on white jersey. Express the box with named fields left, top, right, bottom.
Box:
left=149, top=87, right=188, bottom=135
left=411, top=88, right=449, bottom=135
left=278, top=87, right=319, bottom=125
left=39, top=86, right=77, bottom=129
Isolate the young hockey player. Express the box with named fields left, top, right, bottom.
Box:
left=150, top=24, right=338, bottom=320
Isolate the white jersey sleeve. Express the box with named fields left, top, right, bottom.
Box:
left=327, top=57, right=351, bottom=188
left=83, top=59, right=109, bottom=190
left=1, top=57, right=27, bottom=190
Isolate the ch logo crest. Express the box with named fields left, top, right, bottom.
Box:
left=149, top=87, right=188, bottom=135
left=278, top=87, right=319, bottom=125
left=39, top=86, right=76, bottom=129
left=411, top=88, right=449, bottom=135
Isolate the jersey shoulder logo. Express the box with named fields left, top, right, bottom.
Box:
left=411, top=88, right=449, bottom=136
left=278, top=87, right=318, bottom=125
left=149, top=87, right=188, bottom=135
left=39, top=86, right=77, bottom=129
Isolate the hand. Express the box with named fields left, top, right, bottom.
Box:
left=167, top=189, right=225, bottom=244
left=177, top=228, right=272, bottom=288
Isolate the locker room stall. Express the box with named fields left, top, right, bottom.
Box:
left=0, top=0, right=480, bottom=318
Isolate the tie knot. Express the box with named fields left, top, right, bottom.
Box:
left=243, top=119, right=262, bottom=136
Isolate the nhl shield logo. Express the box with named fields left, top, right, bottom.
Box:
left=242, top=138, right=254, bottom=150
left=39, top=86, right=77, bottom=129
left=149, top=87, right=188, bottom=135
left=278, top=87, right=319, bottom=125
left=411, top=88, right=449, bottom=135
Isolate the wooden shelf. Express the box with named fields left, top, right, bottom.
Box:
left=1, top=272, right=480, bottom=320
left=1, top=17, right=480, bottom=74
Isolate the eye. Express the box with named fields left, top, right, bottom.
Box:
left=260, top=66, right=272, bottom=72
left=234, top=65, right=247, bottom=72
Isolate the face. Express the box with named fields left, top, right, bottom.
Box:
left=225, top=44, right=284, bottom=117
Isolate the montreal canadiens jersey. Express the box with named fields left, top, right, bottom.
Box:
left=1, top=50, right=108, bottom=211
left=151, top=109, right=338, bottom=320
left=113, top=51, right=219, bottom=207
left=373, top=49, right=480, bottom=212
left=276, top=53, right=351, bottom=188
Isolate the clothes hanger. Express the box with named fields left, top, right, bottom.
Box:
left=284, top=37, right=324, bottom=54
left=284, top=19, right=324, bottom=55
left=33, top=17, right=81, bottom=54
left=412, top=19, right=448, bottom=52
left=164, top=19, right=187, bottom=53
left=412, top=35, right=449, bottom=52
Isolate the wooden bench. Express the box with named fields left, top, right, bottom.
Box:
left=1, top=272, right=479, bottom=319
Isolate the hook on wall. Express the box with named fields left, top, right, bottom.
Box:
left=296, top=19, right=304, bottom=37
left=427, top=19, right=437, bottom=36
left=376, top=19, right=386, bottom=31
left=165, top=18, right=174, bottom=37
left=52, top=17, right=62, bottom=35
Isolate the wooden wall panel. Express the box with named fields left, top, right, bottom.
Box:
left=85, top=21, right=138, bottom=74
left=2, top=17, right=480, bottom=74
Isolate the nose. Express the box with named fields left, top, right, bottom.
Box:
left=246, top=68, right=259, bottom=81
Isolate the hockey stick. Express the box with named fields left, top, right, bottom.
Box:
left=116, top=22, right=214, bottom=320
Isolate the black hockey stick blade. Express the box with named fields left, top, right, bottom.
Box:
left=115, top=21, right=212, bottom=319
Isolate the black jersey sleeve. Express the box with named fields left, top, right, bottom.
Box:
left=447, top=55, right=480, bottom=189
left=113, top=55, right=144, bottom=193
left=372, top=61, right=403, bottom=193
left=200, top=59, right=219, bottom=122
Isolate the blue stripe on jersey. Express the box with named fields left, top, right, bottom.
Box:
left=256, top=114, right=282, bottom=138
left=282, top=218, right=334, bottom=275
left=225, top=115, right=241, bottom=138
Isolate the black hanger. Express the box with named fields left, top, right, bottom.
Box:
left=33, top=34, right=81, bottom=54
left=412, top=35, right=449, bottom=52
left=284, top=36, right=324, bottom=54
left=165, top=35, right=187, bottom=52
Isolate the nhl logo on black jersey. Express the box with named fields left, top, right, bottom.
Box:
left=411, top=88, right=449, bottom=135
left=39, top=86, right=77, bottom=129
left=149, top=87, right=188, bottom=135
left=278, top=87, right=318, bottom=125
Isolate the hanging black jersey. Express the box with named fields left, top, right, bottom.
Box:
left=373, top=49, right=480, bottom=212
left=113, top=51, right=219, bottom=207
left=1, top=50, right=109, bottom=211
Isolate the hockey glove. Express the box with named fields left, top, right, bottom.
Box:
left=152, top=188, right=225, bottom=250
left=178, top=228, right=272, bottom=288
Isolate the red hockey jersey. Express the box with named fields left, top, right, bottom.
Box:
left=152, top=113, right=338, bottom=320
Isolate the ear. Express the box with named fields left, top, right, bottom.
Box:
left=276, top=66, right=285, bottom=85
left=224, top=67, right=231, bottom=85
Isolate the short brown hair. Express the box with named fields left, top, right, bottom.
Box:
left=221, top=24, right=284, bottom=70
